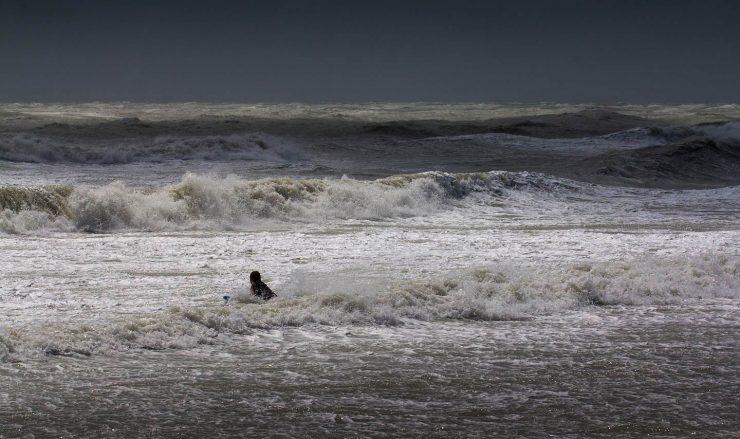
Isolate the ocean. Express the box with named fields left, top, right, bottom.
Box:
left=1, top=103, right=739, bottom=437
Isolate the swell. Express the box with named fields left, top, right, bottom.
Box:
left=0, top=132, right=305, bottom=164
left=580, top=137, right=740, bottom=188
left=2, top=254, right=737, bottom=361
left=0, top=112, right=679, bottom=164
left=3, top=118, right=739, bottom=190
left=0, top=171, right=581, bottom=233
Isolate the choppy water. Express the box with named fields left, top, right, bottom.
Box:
left=3, top=305, right=739, bottom=438
left=1, top=103, right=739, bottom=437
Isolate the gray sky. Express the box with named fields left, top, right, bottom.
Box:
left=1, top=0, right=739, bottom=103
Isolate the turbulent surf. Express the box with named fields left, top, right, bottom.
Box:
left=1, top=103, right=739, bottom=437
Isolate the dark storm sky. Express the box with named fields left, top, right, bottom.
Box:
left=1, top=0, right=739, bottom=103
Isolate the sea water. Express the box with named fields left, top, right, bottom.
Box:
left=0, top=103, right=738, bottom=437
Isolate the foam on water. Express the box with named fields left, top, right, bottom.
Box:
left=4, top=102, right=740, bottom=124
left=1, top=254, right=737, bottom=361
left=2, top=103, right=739, bottom=436
left=0, top=171, right=586, bottom=233
left=3, top=170, right=739, bottom=234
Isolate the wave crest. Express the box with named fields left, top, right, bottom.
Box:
left=1, top=171, right=580, bottom=233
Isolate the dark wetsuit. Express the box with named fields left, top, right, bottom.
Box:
left=251, top=281, right=276, bottom=301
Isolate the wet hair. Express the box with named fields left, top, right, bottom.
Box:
left=250, top=271, right=261, bottom=282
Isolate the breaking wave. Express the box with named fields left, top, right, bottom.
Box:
left=1, top=255, right=737, bottom=361
left=0, top=133, right=305, bottom=164
left=0, top=171, right=581, bottom=233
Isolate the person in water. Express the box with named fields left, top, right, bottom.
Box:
left=250, top=271, right=276, bottom=301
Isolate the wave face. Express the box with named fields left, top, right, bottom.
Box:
left=2, top=255, right=737, bottom=360
left=442, top=126, right=677, bottom=151
left=579, top=122, right=740, bottom=187
left=584, top=138, right=740, bottom=187
left=0, top=133, right=305, bottom=164
left=0, top=171, right=583, bottom=233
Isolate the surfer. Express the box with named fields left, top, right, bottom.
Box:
left=250, top=271, right=276, bottom=301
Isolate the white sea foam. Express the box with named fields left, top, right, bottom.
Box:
left=2, top=255, right=736, bottom=360
left=4, top=102, right=740, bottom=124
left=2, top=103, right=739, bottom=437
left=0, top=171, right=588, bottom=233
left=4, top=169, right=740, bottom=234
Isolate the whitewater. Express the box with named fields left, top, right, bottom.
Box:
left=1, top=103, right=739, bottom=437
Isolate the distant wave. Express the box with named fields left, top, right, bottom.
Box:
left=0, top=133, right=305, bottom=164
left=582, top=125, right=740, bottom=187
left=437, top=123, right=740, bottom=150
left=0, top=171, right=583, bottom=233
left=358, top=109, right=655, bottom=138
left=2, top=254, right=737, bottom=360
left=437, top=127, right=673, bottom=152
